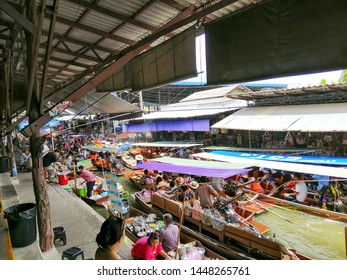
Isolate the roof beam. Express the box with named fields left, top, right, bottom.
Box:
left=0, top=0, right=36, bottom=35
left=52, top=15, right=135, bottom=46
left=22, top=0, right=241, bottom=137
left=40, top=0, right=59, bottom=109
left=67, top=0, right=157, bottom=32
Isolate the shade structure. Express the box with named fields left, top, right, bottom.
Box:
left=211, top=151, right=347, bottom=166
left=151, top=157, right=249, bottom=169
left=191, top=153, right=347, bottom=179
left=130, top=142, right=202, bottom=148
left=136, top=161, right=250, bottom=178
left=212, top=102, right=347, bottom=132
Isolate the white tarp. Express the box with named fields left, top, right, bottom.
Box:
left=212, top=102, right=347, bottom=132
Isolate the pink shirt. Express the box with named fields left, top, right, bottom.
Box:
left=131, top=237, right=163, bottom=260
left=79, top=170, right=96, bottom=183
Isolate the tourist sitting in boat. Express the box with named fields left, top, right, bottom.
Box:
left=131, top=232, right=172, bottom=260
left=281, top=172, right=308, bottom=203
left=157, top=181, right=177, bottom=199
left=177, top=184, right=195, bottom=202
left=190, top=177, right=219, bottom=208
left=159, top=213, right=179, bottom=253
left=95, top=215, right=125, bottom=260
left=140, top=169, right=154, bottom=186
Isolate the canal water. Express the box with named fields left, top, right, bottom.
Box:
left=87, top=170, right=346, bottom=260
left=253, top=206, right=347, bottom=260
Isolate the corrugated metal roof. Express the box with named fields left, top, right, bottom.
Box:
left=180, top=85, right=252, bottom=102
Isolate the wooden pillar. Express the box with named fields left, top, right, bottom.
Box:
left=26, top=0, right=54, bottom=252
left=345, top=226, right=347, bottom=259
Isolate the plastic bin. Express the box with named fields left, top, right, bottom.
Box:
left=0, top=156, right=9, bottom=173
left=4, top=203, right=37, bottom=247
left=58, top=173, right=69, bottom=185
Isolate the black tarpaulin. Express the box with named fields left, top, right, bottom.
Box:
left=205, top=0, right=347, bottom=84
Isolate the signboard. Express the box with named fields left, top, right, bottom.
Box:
left=105, top=172, right=123, bottom=214
left=211, top=151, right=347, bottom=166
left=76, top=159, right=94, bottom=170
left=49, top=101, right=72, bottom=117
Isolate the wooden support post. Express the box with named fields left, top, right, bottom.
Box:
left=345, top=226, right=347, bottom=259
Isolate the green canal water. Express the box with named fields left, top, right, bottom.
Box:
left=253, top=207, right=347, bottom=260
left=87, top=170, right=346, bottom=260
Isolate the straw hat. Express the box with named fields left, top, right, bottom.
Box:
left=189, top=181, right=199, bottom=189
left=135, top=154, right=143, bottom=161
left=157, top=181, right=167, bottom=189
left=175, top=177, right=184, bottom=185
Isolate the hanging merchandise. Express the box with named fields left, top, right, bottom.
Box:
left=284, top=132, right=293, bottom=145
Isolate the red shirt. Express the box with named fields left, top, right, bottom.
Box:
left=79, top=170, right=96, bottom=183
left=131, top=237, right=163, bottom=260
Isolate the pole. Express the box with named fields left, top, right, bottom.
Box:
left=345, top=226, right=347, bottom=258
left=73, top=162, right=77, bottom=194
left=175, top=192, right=186, bottom=260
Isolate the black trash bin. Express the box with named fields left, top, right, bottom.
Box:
left=4, top=203, right=37, bottom=247
left=0, top=156, right=9, bottom=173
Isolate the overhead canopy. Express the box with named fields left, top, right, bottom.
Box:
left=64, top=92, right=141, bottom=115
left=191, top=153, right=347, bottom=179
left=212, top=102, right=347, bottom=132
left=130, top=142, right=202, bottom=148
left=204, top=146, right=317, bottom=154
left=136, top=161, right=250, bottom=178
left=211, top=151, right=347, bottom=166
left=151, top=157, right=250, bottom=169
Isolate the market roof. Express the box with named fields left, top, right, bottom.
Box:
left=130, top=141, right=202, bottom=148
left=212, top=102, right=347, bottom=132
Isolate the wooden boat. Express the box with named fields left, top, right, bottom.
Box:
left=120, top=206, right=227, bottom=260
left=122, top=154, right=138, bottom=169
left=126, top=170, right=154, bottom=191
left=243, top=189, right=347, bottom=223
left=80, top=194, right=110, bottom=206
left=134, top=191, right=307, bottom=260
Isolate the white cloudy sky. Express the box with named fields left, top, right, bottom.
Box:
left=184, top=35, right=343, bottom=88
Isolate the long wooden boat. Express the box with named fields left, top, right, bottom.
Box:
left=122, top=206, right=227, bottom=260
left=243, top=189, right=347, bottom=223
left=134, top=191, right=308, bottom=260
left=80, top=194, right=110, bottom=206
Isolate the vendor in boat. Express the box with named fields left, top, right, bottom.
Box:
left=95, top=216, right=125, bottom=260
left=281, top=172, right=308, bottom=203
left=131, top=232, right=172, bottom=260
left=76, top=165, right=97, bottom=198
left=178, top=184, right=195, bottom=202
left=190, top=177, right=219, bottom=208
left=159, top=213, right=179, bottom=253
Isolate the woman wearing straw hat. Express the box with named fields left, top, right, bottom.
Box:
left=190, top=178, right=219, bottom=208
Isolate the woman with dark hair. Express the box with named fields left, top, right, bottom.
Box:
left=95, top=216, right=125, bottom=260
left=131, top=232, right=172, bottom=260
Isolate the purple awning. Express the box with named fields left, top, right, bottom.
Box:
left=136, top=162, right=250, bottom=178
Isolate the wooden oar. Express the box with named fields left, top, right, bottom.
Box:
left=73, top=162, right=77, bottom=194
left=175, top=191, right=187, bottom=260
left=245, top=194, right=294, bottom=224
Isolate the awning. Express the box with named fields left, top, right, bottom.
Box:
left=130, top=142, right=202, bottom=148
left=151, top=156, right=249, bottom=169
left=212, top=102, right=347, bottom=132
left=211, top=151, right=347, bottom=166
left=191, top=152, right=347, bottom=179
left=136, top=161, right=250, bottom=178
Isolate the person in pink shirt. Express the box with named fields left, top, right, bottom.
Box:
left=131, top=232, right=171, bottom=260
left=77, top=165, right=96, bottom=198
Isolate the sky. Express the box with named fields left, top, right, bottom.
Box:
left=182, top=34, right=343, bottom=88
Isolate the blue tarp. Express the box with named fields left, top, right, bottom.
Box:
left=211, top=151, right=347, bottom=166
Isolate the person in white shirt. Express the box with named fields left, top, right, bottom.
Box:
left=282, top=173, right=308, bottom=203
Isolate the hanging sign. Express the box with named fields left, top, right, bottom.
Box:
left=49, top=101, right=72, bottom=117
